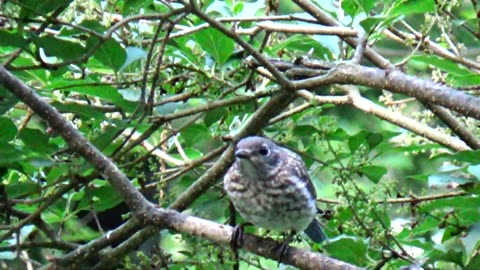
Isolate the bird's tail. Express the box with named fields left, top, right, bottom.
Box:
left=304, top=219, right=327, bottom=243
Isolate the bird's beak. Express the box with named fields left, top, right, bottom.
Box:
left=235, top=149, right=251, bottom=159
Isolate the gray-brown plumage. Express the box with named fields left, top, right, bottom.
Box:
left=224, top=136, right=326, bottom=243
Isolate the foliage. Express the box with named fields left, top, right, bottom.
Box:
left=1, top=0, right=480, bottom=269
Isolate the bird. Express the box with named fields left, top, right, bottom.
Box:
left=224, top=136, right=327, bottom=247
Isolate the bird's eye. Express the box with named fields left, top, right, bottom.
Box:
left=258, top=144, right=270, bottom=156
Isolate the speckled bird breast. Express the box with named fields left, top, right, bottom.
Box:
left=224, top=162, right=316, bottom=233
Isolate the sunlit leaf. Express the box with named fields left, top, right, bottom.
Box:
left=358, top=165, right=387, bottom=183
left=34, top=36, right=85, bottom=61
left=194, top=28, right=234, bottom=66
left=87, top=37, right=127, bottom=71
left=324, top=237, right=369, bottom=266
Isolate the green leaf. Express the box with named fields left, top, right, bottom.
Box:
left=420, top=196, right=480, bottom=212
left=0, top=86, right=19, bottom=115
left=447, top=73, right=480, bottom=87
left=341, top=1, right=358, bottom=17
left=358, top=0, right=377, bottom=11
left=172, top=148, right=203, bottom=161
left=0, top=31, right=26, bottom=48
left=123, top=0, right=153, bottom=15
left=270, top=34, right=332, bottom=60
left=434, top=150, right=480, bottom=163
left=366, top=132, right=385, bottom=149
left=425, top=248, right=464, bottom=267
left=34, top=36, right=85, bottom=61
left=341, top=0, right=377, bottom=17
left=6, top=180, right=40, bottom=198
left=204, top=107, right=227, bottom=127
left=0, top=144, right=26, bottom=166
left=324, top=237, right=369, bottom=266
left=19, top=0, right=73, bottom=17
left=47, top=78, right=126, bottom=102
left=227, top=0, right=264, bottom=17
left=0, top=117, right=17, bottom=142
left=194, top=28, right=234, bottom=66
left=46, top=166, right=67, bottom=184
left=466, top=255, right=480, bottom=270
left=60, top=20, right=107, bottom=36
left=91, top=125, right=126, bottom=152
left=342, top=0, right=377, bottom=16
left=348, top=131, right=388, bottom=153
left=453, top=209, right=480, bottom=227
left=55, top=85, right=124, bottom=102
left=412, top=55, right=472, bottom=75
left=233, top=2, right=244, bottom=15
left=348, top=131, right=366, bottom=153
left=77, top=182, right=123, bottom=212
left=412, top=216, right=440, bottom=235
left=326, top=128, right=349, bottom=141
left=51, top=101, right=107, bottom=119
left=358, top=165, right=387, bottom=183
left=360, top=16, right=386, bottom=33
left=388, top=0, right=435, bottom=17
left=18, top=128, right=56, bottom=154
left=87, top=37, right=127, bottom=71
left=180, top=124, right=212, bottom=147
left=61, top=219, right=100, bottom=242
left=293, top=124, right=319, bottom=138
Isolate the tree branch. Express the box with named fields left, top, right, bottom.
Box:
left=294, top=62, right=480, bottom=120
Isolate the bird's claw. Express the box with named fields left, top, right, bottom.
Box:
left=230, top=222, right=252, bottom=250
left=230, top=223, right=253, bottom=270
left=230, top=224, right=245, bottom=250
left=274, top=231, right=295, bottom=265
left=275, top=240, right=290, bottom=265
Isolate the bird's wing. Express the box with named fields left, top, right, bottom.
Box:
left=284, top=148, right=317, bottom=200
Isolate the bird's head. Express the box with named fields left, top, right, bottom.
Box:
left=234, top=136, right=281, bottom=178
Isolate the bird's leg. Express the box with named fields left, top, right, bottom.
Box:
left=230, top=222, right=253, bottom=270
left=230, top=222, right=252, bottom=250
left=275, top=230, right=295, bottom=265
left=231, top=225, right=241, bottom=270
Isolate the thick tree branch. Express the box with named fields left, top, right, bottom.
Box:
left=293, top=63, right=480, bottom=120
left=143, top=208, right=362, bottom=270
left=250, top=58, right=480, bottom=123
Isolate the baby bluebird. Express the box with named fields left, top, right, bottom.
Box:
left=224, top=136, right=327, bottom=245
